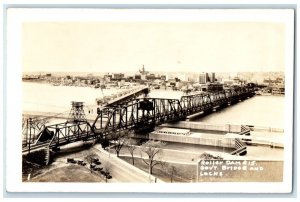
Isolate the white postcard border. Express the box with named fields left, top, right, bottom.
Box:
left=5, top=8, right=295, bottom=193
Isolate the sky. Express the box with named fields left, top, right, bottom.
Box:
left=22, top=21, right=285, bottom=73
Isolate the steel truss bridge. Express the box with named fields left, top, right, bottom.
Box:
left=25, top=86, right=255, bottom=154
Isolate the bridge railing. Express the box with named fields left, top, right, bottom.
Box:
left=25, top=85, right=255, bottom=151
left=92, top=86, right=255, bottom=138
left=32, top=120, right=94, bottom=149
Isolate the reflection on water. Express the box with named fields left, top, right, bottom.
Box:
left=23, top=82, right=284, bottom=128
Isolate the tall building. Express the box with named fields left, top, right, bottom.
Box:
left=209, top=72, right=215, bottom=83
left=199, top=72, right=209, bottom=84
left=199, top=72, right=215, bottom=84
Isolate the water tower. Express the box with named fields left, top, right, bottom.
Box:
left=68, top=101, right=86, bottom=122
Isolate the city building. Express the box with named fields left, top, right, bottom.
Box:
left=160, top=75, right=166, bottom=81
left=209, top=72, right=215, bottom=83
left=146, top=73, right=156, bottom=80
left=199, top=72, right=209, bottom=84
left=207, top=82, right=223, bottom=92
left=112, top=73, right=124, bottom=81
left=222, top=79, right=234, bottom=86
left=104, top=74, right=112, bottom=82
left=134, top=74, right=141, bottom=80
left=199, top=72, right=215, bottom=84
left=141, top=74, right=147, bottom=80
left=177, top=73, right=189, bottom=82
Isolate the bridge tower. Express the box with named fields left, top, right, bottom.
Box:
left=68, top=101, right=86, bottom=122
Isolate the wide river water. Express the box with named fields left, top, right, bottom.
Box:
left=22, top=82, right=285, bottom=128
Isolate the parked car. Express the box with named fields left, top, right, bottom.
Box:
left=67, top=158, right=77, bottom=164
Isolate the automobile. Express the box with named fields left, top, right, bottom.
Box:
left=93, top=158, right=101, bottom=165
left=67, top=158, right=77, bottom=164
left=94, top=161, right=101, bottom=165
left=77, top=160, right=86, bottom=166
left=67, top=158, right=73, bottom=162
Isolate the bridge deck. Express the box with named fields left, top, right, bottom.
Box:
left=97, top=86, right=149, bottom=107
left=26, top=87, right=256, bottom=153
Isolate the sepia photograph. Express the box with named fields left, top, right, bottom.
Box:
left=5, top=8, right=294, bottom=193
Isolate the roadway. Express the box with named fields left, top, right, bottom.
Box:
left=90, top=145, right=161, bottom=182
left=36, top=145, right=161, bottom=183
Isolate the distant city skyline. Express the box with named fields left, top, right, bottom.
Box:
left=22, top=21, right=286, bottom=74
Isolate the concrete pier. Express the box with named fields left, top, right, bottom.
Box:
left=149, top=129, right=236, bottom=149
left=162, top=121, right=242, bottom=133
left=159, top=121, right=284, bottom=148
left=162, top=121, right=284, bottom=133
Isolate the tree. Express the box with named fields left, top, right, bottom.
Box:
left=164, top=164, right=177, bottom=183
left=126, top=139, right=137, bottom=165
left=140, top=140, right=164, bottom=175
left=199, top=152, right=223, bottom=160
left=102, top=161, right=112, bottom=183
left=111, top=130, right=130, bottom=157
left=83, top=152, right=98, bottom=173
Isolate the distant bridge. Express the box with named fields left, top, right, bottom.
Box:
left=96, top=86, right=149, bottom=107
left=25, top=86, right=255, bottom=156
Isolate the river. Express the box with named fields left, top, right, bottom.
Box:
left=195, top=95, right=285, bottom=128
left=22, top=82, right=285, bottom=128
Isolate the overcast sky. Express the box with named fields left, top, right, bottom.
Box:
left=22, top=21, right=285, bottom=73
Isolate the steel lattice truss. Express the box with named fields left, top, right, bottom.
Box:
left=22, top=116, right=48, bottom=147
left=92, top=98, right=184, bottom=138
left=91, top=86, right=255, bottom=140
left=32, top=86, right=255, bottom=150
left=34, top=121, right=93, bottom=148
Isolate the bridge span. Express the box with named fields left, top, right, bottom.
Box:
left=24, top=86, right=255, bottom=155
left=96, top=86, right=149, bottom=107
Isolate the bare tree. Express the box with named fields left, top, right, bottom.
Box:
left=111, top=130, right=130, bottom=157
left=140, top=140, right=164, bottom=175
left=164, top=164, right=177, bottom=183
left=83, top=152, right=98, bottom=173
left=126, top=139, right=137, bottom=165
